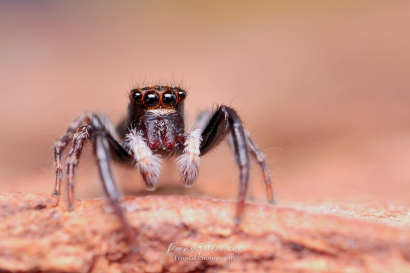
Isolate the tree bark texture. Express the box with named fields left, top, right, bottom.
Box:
left=0, top=192, right=409, bottom=273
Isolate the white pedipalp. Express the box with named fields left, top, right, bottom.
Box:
left=177, top=129, right=202, bottom=187
left=125, top=128, right=163, bottom=190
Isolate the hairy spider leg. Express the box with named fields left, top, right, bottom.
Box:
left=194, top=107, right=276, bottom=218
left=90, top=129, right=137, bottom=248
left=65, top=126, right=89, bottom=209
left=226, top=129, right=275, bottom=204
left=199, top=105, right=251, bottom=224
left=244, top=131, right=275, bottom=204
left=53, top=113, right=137, bottom=247
left=64, top=124, right=131, bottom=210
left=192, top=110, right=213, bottom=131
left=53, top=112, right=118, bottom=196
left=62, top=122, right=137, bottom=247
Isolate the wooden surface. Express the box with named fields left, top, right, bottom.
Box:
left=0, top=192, right=409, bottom=273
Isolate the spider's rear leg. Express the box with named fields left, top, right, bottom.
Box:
left=63, top=124, right=137, bottom=247
left=198, top=109, right=276, bottom=204
left=53, top=112, right=118, bottom=196
left=65, top=125, right=90, bottom=209
left=199, top=105, right=250, bottom=224
left=244, top=131, right=275, bottom=204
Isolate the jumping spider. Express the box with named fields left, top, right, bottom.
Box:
left=53, top=85, right=275, bottom=246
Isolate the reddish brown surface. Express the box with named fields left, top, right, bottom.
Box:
left=1, top=1, right=410, bottom=207
left=0, top=192, right=409, bottom=273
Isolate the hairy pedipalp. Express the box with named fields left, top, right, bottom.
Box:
left=177, top=129, right=202, bottom=187
left=125, top=128, right=163, bottom=190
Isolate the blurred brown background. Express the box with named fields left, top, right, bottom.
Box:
left=1, top=1, right=409, bottom=206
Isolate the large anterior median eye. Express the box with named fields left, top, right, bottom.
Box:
left=144, top=91, right=160, bottom=107
left=162, top=91, right=176, bottom=106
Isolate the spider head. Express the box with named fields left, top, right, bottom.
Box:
left=129, top=85, right=186, bottom=110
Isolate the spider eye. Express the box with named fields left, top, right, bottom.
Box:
left=131, top=89, right=142, bottom=102
left=144, top=91, right=160, bottom=107
left=162, top=91, right=176, bottom=106
left=178, top=90, right=186, bottom=100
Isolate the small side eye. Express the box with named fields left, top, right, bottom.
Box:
left=131, top=89, right=142, bottom=102
left=178, top=90, right=186, bottom=100
left=144, top=91, right=160, bottom=107
left=162, top=91, right=176, bottom=106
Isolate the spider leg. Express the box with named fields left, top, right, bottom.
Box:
left=199, top=105, right=250, bottom=224
left=193, top=110, right=213, bottom=131
left=65, top=125, right=89, bottom=209
left=244, top=131, right=275, bottom=204
left=62, top=123, right=136, bottom=246
left=53, top=112, right=117, bottom=196
left=64, top=123, right=133, bottom=207
left=90, top=129, right=137, bottom=248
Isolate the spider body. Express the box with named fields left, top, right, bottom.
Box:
left=53, top=85, right=274, bottom=247
left=126, top=86, right=186, bottom=152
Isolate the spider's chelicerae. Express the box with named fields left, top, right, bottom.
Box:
left=53, top=85, right=275, bottom=246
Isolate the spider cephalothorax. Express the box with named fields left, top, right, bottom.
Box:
left=53, top=84, right=275, bottom=247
